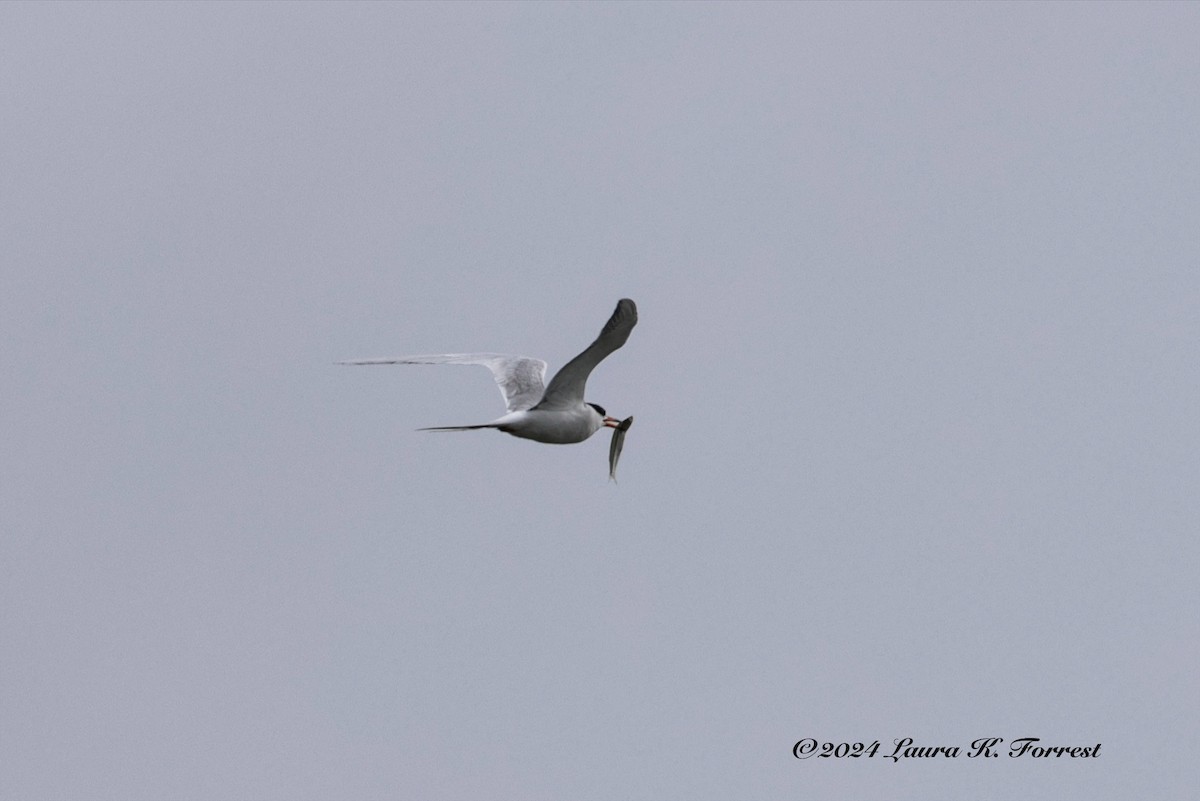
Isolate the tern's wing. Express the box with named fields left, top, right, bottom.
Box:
left=337, top=353, right=547, bottom=412
left=535, top=298, right=637, bottom=411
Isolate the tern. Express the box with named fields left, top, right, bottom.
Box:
left=340, top=298, right=637, bottom=445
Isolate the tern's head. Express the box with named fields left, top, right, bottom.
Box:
left=587, top=402, right=621, bottom=429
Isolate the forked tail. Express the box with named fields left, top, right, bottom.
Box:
left=417, top=424, right=497, bottom=432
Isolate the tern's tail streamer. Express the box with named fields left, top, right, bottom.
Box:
left=417, top=425, right=496, bottom=432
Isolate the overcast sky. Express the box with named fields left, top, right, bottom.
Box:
left=2, top=2, right=1197, bottom=799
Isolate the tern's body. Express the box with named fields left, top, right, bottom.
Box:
left=453, top=406, right=608, bottom=444
left=340, top=298, right=637, bottom=445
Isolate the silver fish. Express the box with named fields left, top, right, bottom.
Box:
left=608, top=415, right=633, bottom=481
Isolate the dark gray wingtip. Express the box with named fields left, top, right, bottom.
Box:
left=602, top=299, right=638, bottom=337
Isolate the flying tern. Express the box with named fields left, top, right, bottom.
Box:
left=340, top=298, right=638, bottom=447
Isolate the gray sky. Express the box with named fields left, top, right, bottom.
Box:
left=2, top=2, right=1197, bottom=799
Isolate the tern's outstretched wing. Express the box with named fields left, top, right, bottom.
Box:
left=337, top=353, right=547, bottom=412
left=535, top=299, right=638, bottom=411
